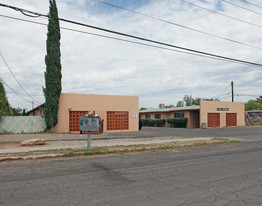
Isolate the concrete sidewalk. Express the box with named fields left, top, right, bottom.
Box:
left=0, top=137, right=213, bottom=154
left=1, top=126, right=262, bottom=143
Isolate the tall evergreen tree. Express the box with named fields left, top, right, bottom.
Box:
left=0, top=81, right=11, bottom=116
left=43, top=0, right=62, bottom=129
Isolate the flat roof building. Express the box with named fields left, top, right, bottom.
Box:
left=28, top=93, right=139, bottom=133
left=139, top=101, right=245, bottom=128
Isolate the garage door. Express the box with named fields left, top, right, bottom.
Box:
left=208, top=113, right=220, bottom=127
left=69, top=111, right=89, bottom=132
left=107, top=111, right=129, bottom=130
left=226, top=113, right=237, bottom=126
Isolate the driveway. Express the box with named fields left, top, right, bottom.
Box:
left=0, top=126, right=262, bottom=142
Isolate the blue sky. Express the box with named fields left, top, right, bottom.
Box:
left=0, top=0, right=262, bottom=110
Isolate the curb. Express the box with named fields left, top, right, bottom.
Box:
left=0, top=153, right=64, bottom=162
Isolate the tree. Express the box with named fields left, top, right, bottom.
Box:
left=165, top=104, right=175, bottom=108
left=43, top=0, right=62, bottom=129
left=245, top=99, right=262, bottom=111
left=11, top=107, right=23, bottom=116
left=0, top=81, right=11, bottom=116
left=139, top=107, right=147, bottom=111
left=181, top=95, right=219, bottom=106
left=255, top=96, right=262, bottom=104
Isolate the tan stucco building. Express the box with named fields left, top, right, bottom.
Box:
left=28, top=93, right=139, bottom=133
left=139, top=101, right=245, bottom=128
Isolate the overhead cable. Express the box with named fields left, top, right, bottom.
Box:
left=95, top=0, right=262, bottom=50
left=0, top=50, right=42, bottom=105
left=221, top=0, right=262, bottom=16
left=242, top=0, right=262, bottom=10
left=0, top=14, right=260, bottom=67
left=179, top=0, right=262, bottom=28
left=0, top=79, right=33, bottom=103
left=0, top=3, right=262, bottom=67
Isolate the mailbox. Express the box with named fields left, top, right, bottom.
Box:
left=80, top=116, right=100, bottom=132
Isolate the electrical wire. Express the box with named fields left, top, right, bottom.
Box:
left=0, top=3, right=261, bottom=68
left=235, top=94, right=260, bottom=97
left=0, top=50, right=42, bottom=105
left=95, top=0, right=262, bottom=50
left=179, top=0, right=262, bottom=28
left=0, top=79, right=33, bottom=103
left=242, top=0, right=262, bottom=10
left=0, top=14, right=261, bottom=68
left=221, top=0, right=262, bottom=16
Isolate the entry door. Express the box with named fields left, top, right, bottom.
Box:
left=208, top=113, right=220, bottom=127
left=226, top=113, right=237, bottom=126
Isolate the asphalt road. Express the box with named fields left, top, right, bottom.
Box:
left=1, top=126, right=262, bottom=142
left=0, top=141, right=262, bottom=206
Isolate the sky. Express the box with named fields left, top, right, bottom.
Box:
left=0, top=0, right=262, bottom=111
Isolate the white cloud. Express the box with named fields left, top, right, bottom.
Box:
left=0, top=0, right=262, bottom=110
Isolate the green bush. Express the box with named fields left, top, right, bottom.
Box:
left=142, top=119, right=166, bottom=127
left=167, top=118, right=188, bottom=128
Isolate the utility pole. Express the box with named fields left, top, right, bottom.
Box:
left=231, top=81, right=234, bottom=102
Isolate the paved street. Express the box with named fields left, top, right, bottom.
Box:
left=0, top=140, right=262, bottom=206
left=1, top=126, right=262, bottom=142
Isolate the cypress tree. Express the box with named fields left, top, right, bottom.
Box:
left=43, top=0, right=62, bottom=129
left=0, top=81, right=11, bottom=116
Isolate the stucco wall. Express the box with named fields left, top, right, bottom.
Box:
left=139, top=110, right=200, bottom=128
left=200, top=101, right=245, bottom=128
left=54, top=93, right=139, bottom=133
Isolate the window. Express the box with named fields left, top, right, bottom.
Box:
left=174, top=112, right=184, bottom=118
left=145, top=114, right=151, bottom=119
left=155, top=114, right=161, bottom=119
left=167, top=113, right=171, bottom=119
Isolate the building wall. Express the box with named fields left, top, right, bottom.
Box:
left=53, top=93, right=139, bottom=133
left=200, top=101, right=245, bottom=128
left=139, top=110, right=200, bottom=128
left=27, top=106, right=44, bottom=116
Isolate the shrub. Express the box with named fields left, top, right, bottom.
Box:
left=142, top=119, right=166, bottom=127
left=167, top=118, right=188, bottom=128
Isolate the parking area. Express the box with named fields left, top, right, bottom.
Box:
left=0, top=126, right=262, bottom=142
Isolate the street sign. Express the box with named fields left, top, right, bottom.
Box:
left=217, top=108, right=229, bottom=111
left=80, top=116, right=100, bottom=150
left=80, top=116, right=99, bottom=131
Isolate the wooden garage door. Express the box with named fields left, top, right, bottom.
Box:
left=69, top=111, right=89, bottom=132
left=226, top=113, right=237, bottom=126
left=208, top=113, right=220, bottom=127
left=107, top=111, right=129, bottom=130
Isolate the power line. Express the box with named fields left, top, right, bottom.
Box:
left=1, top=14, right=260, bottom=67
left=242, top=0, right=262, bottom=10
left=95, top=0, right=262, bottom=50
left=0, top=50, right=42, bottom=105
left=179, top=0, right=262, bottom=28
left=0, top=79, right=32, bottom=104
left=221, top=0, right=262, bottom=16
left=236, top=93, right=260, bottom=97
left=0, top=3, right=262, bottom=68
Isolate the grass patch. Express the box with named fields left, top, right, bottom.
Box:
left=61, top=139, right=240, bottom=158
left=1, top=139, right=241, bottom=160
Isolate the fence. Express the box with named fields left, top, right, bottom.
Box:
left=0, top=116, right=46, bottom=134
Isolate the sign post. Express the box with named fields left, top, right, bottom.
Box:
left=80, top=116, right=100, bottom=149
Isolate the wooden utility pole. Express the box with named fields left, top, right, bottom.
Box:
left=231, top=81, right=234, bottom=102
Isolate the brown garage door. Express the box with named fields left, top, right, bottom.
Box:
left=208, top=113, right=220, bottom=127
left=69, top=111, right=88, bottom=132
left=226, top=113, right=237, bottom=126
left=107, top=111, right=129, bottom=130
